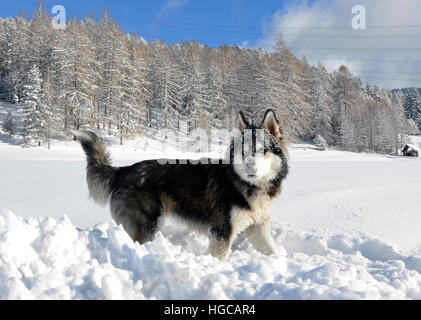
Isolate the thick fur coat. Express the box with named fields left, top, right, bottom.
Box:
left=73, top=109, right=289, bottom=259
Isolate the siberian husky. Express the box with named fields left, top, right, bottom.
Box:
left=72, top=109, right=289, bottom=259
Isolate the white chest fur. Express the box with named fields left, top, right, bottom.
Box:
left=230, top=192, right=272, bottom=237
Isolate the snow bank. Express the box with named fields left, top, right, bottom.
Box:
left=1, top=209, right=421, bottom=300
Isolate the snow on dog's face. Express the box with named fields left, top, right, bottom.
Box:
left=233, top=110, right=288, bottom=187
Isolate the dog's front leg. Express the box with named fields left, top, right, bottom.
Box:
left=209, top=227, right=235, bottom=260
left=246, top=220, right=278, bottom=256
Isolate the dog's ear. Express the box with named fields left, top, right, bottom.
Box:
left=262, top=109, right=282, bottom=140
left=235, top=111, right=250, bottom=132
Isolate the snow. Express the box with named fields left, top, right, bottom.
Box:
left=1, top=210, right=421, bottom=300
left=1, top=124, right=421, bottom=299
left=275, top=144, right=421, bottom=252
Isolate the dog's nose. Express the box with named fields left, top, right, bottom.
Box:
left=245, top=156, right=256, bottom=166
left=245, top=162, right=257, bottom=176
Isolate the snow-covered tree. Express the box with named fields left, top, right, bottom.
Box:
left=147, top=41, right=184, bottom=131
left=0, top=15, right=30, bottom=102
left=117, top=34, right=149, bottom=144
left=332, top=65, right=364, bottom=149
left=313, top=134, right=328, bottom=151
left=309, top=63, right=335, bottom=144
left=407, top=119, right=420, bottom=135
left=265, top=34, right=312, bottom=140
left=402, top=88, right=421, bottom=131
left=2, top=111, right=16, bottom=135
left=21, top=64, right=50, bottom=146
left=0, top=8, right=414, bottom=154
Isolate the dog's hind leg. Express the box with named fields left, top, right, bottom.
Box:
left=110, top=188, right=162, bottom=245
left=246, top=220, right=278, bottom=255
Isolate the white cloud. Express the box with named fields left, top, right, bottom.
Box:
left=151, top=0, right=188, bottom=31
left=256, top=0, right=421, bottom=89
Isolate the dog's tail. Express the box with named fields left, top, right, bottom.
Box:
left=71, top=130, right=116, bottom=206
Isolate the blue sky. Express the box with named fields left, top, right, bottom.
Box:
left=0, top=0, right=309, bottom=48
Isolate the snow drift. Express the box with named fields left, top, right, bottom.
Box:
left=1, top=209, right=421, bottom=300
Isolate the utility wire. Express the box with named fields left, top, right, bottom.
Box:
left=137, top=23, right=421, bottom=37
left=357, top=70, right=421, bottom=75
left=361, top=76, right=421, bottom=82
left=290, top=46, right=421, bottom=51
left=304, top=56, right=421, bottom=63
left=283, top=34, right=421, bottom=39
left=130, top=17, right=421, bottom=30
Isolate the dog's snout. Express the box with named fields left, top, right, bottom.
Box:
left=245, top=156, right=256, bottom=166
left=245, top=160, right=257, bottom=176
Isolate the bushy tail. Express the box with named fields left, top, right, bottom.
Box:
left=71, top=130, right=115, bottom=206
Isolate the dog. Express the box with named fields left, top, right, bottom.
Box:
left=72, top=109, right=289, bottom=259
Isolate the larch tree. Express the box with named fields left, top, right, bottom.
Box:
left=0, top=6, right=414, bottom=154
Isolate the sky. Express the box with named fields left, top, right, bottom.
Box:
left=1, top=0, right=420, bottom=89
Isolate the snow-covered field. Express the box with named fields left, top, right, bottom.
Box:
left=1, top=117, right=421, bottom=299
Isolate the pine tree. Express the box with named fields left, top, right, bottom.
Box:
left=313, top=134, right=328, bottom=151
left=2, top=111, right=16, bottom=135
left=402, top=88, right=421, bottom=131
left=21, top=64, right=49, bottom=146
left=0, top=15, right=30, bottom=102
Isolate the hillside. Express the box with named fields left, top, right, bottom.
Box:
left=0, top=8, right=413, bottom=154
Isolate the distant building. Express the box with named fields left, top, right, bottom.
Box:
left=402, top=144, right=419, bottom=157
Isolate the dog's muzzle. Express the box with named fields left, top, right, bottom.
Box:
left=245, top=161, right=257, bottom=177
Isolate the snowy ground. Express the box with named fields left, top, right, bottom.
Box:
left=1, top=103, right=421, bottom=299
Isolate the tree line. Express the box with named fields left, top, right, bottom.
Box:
left=0, top=3, right=417, bottom=153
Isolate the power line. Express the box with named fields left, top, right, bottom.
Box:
left=283, top=34, right=421, bottom=39
left=304, top=56, right=421, bottom=64
left=290, top=46, right=421, bottom=51
left=357, top=70, right=421, bottom=75
left=361, top=76, right=421, bottom=82
left=154, top=22, right=421, bottom=38
left=278, top=24, right=421, bottom=30
left=366, top=24, right=421, bottom=29
left=144, top=22, right=421, bottom=37
left=305, top=56, right=421, bottom=63
left=142, top=24, right=264, bottom=36
left=145, top=25, right=421, bottom=37
left=131, top=18, right=421, bottom=31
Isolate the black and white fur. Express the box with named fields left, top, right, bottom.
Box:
left=72, top=109, right=289, bottom=259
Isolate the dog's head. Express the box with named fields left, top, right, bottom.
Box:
left=232, top=109, right=288, bottom=186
